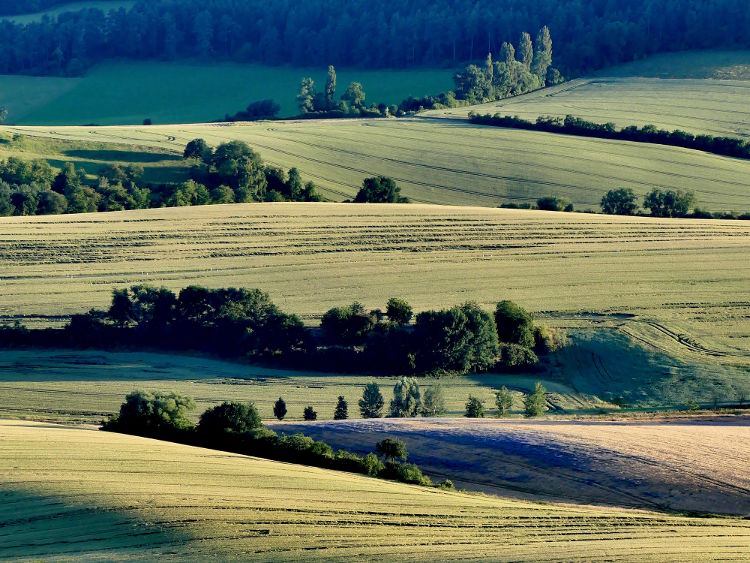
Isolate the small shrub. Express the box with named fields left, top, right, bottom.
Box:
left=533, top=325, right=567, bottom=354
left=465, top=395, right=485, bottom=418
left=386, top=297, right=413, bottom=326
left=303, top=405, right=317, bottom=421
left=440, top=479, right=455, bottom=490
left=495, top=386, right=513, bottom=417
left=524, top=382, right=547, bottom=417
left=376, top=438, right=408, bottom=462
left=536, top=196, right=569, bottom=212
left=198, top=401, right=261, bottom=435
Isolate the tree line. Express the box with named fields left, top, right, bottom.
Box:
left=0, top=1, right=747, bottom=78
left=499, top=189, right=748, bottom=220
left=0, top=287, right=565, bottom=377
left=469, top=113, right=750, bottom=160
left=0, top=139, right=320, bottom=217
left=102, top=390, right=442, bottom=488
left=292, top=30, right=560, bottom=118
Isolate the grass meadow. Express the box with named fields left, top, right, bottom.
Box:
left=0, top=61, right=453, bottom=124
left=6, top=120, right=750, bottom=210
left=2, top=420, right=749, bottom=561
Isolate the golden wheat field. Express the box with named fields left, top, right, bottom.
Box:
left=5, top=118, right=750, bottom=210
left=2, top=420, right=749, bottom=561
left=1, top=203, right=747, bottom=365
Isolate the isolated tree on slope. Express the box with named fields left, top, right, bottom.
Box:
left=601, top=188, right=638, bottom=215
left=325, top=65, right=337, bottom=109
left=519, top=32, right=534, bottom=69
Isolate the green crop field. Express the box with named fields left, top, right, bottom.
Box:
left=0, top=62, right=452, bottom=125
left=2, top=420, right=749, bottom=561
left=427, top=77, right=750, bottom=139
left=6, top=119, right=750, bottom=210
left=0, top=204, right=747, bottom=414
left=427, top=50, right=750, bottom=138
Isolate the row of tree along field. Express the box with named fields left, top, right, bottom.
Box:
left=286, top=29, right=560, bottom=119
left=500, top=189, right=750, bottom=221
left=469, top=113, right=750, bottom=160
left=268, top=379, right=548, bottom=422
left=0, top=286, right=565, bottom=376
left=102, top=390, right=443, bottom=489
left=0, top=0, right=747, bottom=77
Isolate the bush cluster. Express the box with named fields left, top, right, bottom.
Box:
left=104, top=391, right=434, bottom=487
left=2, top=287, right=564, bottom=378
left=0, top=139, right=321, bottom=218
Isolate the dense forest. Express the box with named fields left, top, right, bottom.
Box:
left=0, top=0, right=748, bottom=76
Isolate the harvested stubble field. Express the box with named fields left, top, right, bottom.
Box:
left=273, top=417, right=750, bottom=516
left=5, top=118, right=750, bottom=210
left=2, top=420, right=749, bottom=561
left=0, top=204, right=748, bottom=416
left=427, top=77, right=750, bottom=139
left=0, top=203, right=747, bottom=354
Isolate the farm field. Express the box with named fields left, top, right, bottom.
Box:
left=426, top=76, right=750, bottom=139
left=0, top=204, right=748, bottom=413
left=273, top=417, right=750, bottom=516
left=6, top=119, right=750, bottom=210
left=0, top=62, right=452, bottom=125
left=2, top=420, right=750, bottom=561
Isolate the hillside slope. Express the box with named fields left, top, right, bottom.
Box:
left=6, top=120, right=750, bottom=210
left=273, top=417, right=750, bottom=516
left=426, top=77, right=750, bottom=139
left=2, top=420, right=749, bottom=560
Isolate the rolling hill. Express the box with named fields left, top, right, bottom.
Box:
left=273, top=417, right=750, bottom=516
left=426, top=76, right=750, bottom=139
left=6, top=118, right=750, bottom=211
left=0, top=204, right=747, bottom=413
left=2, top=420, right=749, bottom=560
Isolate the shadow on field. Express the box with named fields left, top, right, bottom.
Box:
left=62, top=149, right=180, bottom=163
left=0, top=488, right=185, bottom=558
left=271, top=418, right=750, bottom=516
